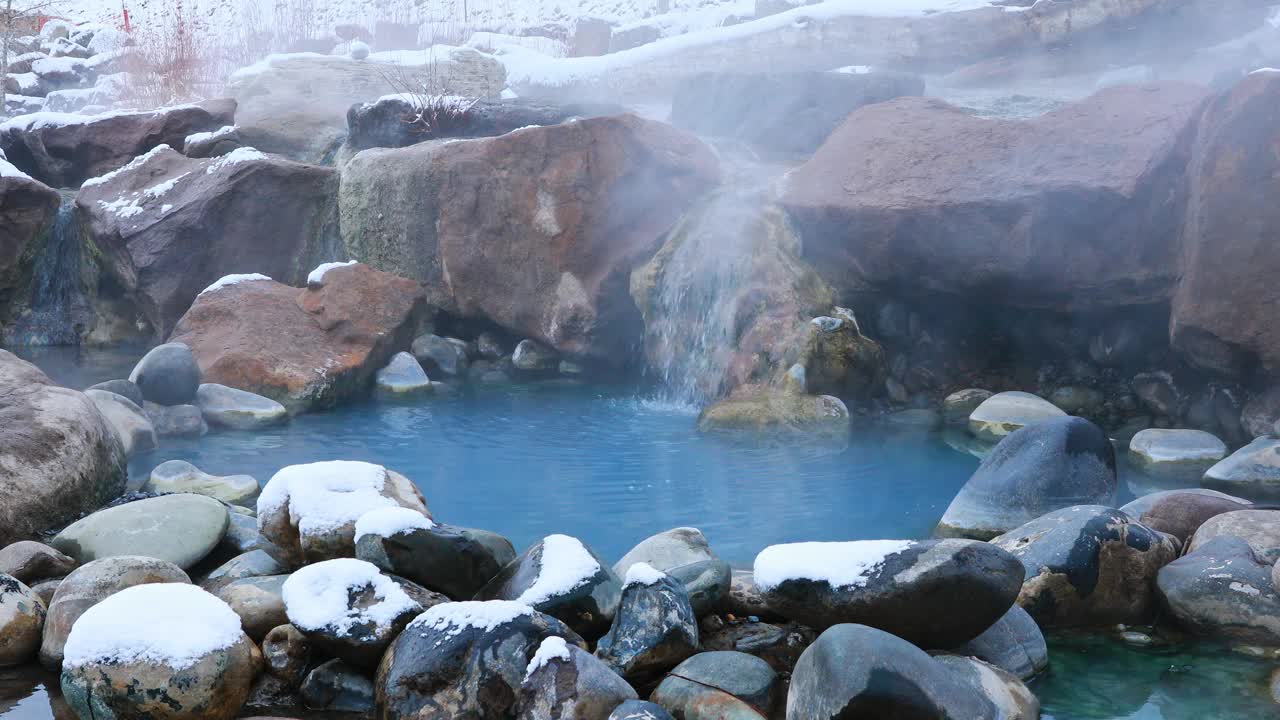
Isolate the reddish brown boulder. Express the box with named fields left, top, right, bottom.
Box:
left=781, top=84, right=1208, bottom=311
left=340, top=114, right=719, bottom=364
left=0, top=100, right=236, bottom=188
left=1171, top=71, right=1280, bottom=376
left=168, top=264, right=428, bottom=413
left=78, top=145, right=339, bottom=339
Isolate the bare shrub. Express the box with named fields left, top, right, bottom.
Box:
left=378, top=62, right=478, bottom=137
left=120, top=0, right=224, bottom=106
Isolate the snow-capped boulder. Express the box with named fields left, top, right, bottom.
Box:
left=0, top=351, right=127, bottom=551
left=650, top=651, right=779, bottom=718
left=515, top=637, right=638, bottom=720
left=60, top=583, right=256, bottom=720
left=195, top=383, right=289, bottom=429
left=376, top=600, right=587, bottom=719
left=754, top=538, right=1021, bottom=647
left=0, top=100, right=235, bottom=187
left=475, top=534, right=622, bottom=637
left=613, top=527, right=730, bottom=617
left=283, top=558, right=425, bottom=667
left=354, top=508, right=515, bottom=600
left=83, top=388, right=157, bottom=458
left=950, top=605, right=1047, bottom=681
left=258, top=460, right=429, bottom=566
left=938, top=416, right=1117, bottom=540
left=991, top=506, right=1178, bottom=627
left=51, top=493, right=230, bottom=570
left=1156, top=536, right=1280, bottom=645
left=339, top=114, right=718, bottom=363
left=40, top=555, right=190, bottom=669
left=596, top=565, right=698, bottom=681
left=169, top=264, right=429, bottom=414
left=0, top=573, right=45, bottom=666
left=787, top=624, right=996, bottom=720
left=77, top=144, right=341, bottom=338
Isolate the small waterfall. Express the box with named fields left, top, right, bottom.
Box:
left=5, top=193, right=86, bottom=345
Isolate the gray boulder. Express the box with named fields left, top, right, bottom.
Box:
left=515, top=638, right=638, bottom=720
left=596, top=568, right=698, bottom=681
left=933, top=655, right=1039, bottom=720
left=950, top=605, right=1047, bottom=681
left=184, top=125, right=246, bottom=158
left=1157, top=536, right=1280, bottom=645
left=475, top=534, right=622, bottom=637
left=39, top=555, right=190, bottom=669
left=1120, top=489, right=1251, bottom=544
left=85, top=378, right=143, bottom=406
left=698, top=619, right=815, bottom=674
left=651, top=651, right=778, bottom=718
left=992, top=506, right=1178, bottom=627
left=411, top=333, right=470, bottom=377
left=786, top=624, right=996, bottom=719
left=755, top=538, right=1021, bottom=647
left=512, top=339, right=559, bottom=372
left=1241, top=387, right=1280, bottom=438
left=1203, top=437, right=1280, bottom=501
left=377, top=600, right=586, bottom=719
left=52, top=493, right=229, bottom=570
left=942, top=389, right=993, bottom=425
left=0, top=351, right=127, bottom=549
left=201, top=549, right=287, bottom=594
left=301, top=658, right=375, bottom=713
left=0, top=541, right=76, bottom=584
left=0, top=574, right=45, bottom=667
left=609, top=701, right=674, bottom=720
left=196, top=383, right=289, bottom=429
left=375, top=351, right=432, bottom=393
left=144, top=401, right=209, bottom=437
left=938, top=416, right=1117, bottom=540
left=129, top=342, right=202, bottom=405
left=1129, top=428, right=1227, bottom=481
left=263, top=623, right=312, bottom=688
left=967, top=391, right=1066, bottom=443
left=83, top=389, right=157, bottom=457
left=355, top=516, right=515, bottom=600
left=144, top=459, right=259, bottom=506
left=1186, top=510, right=1280, bottom=563
left=612, top=527, right=730, bottom=617
left=215, top=574, right=289, bottom=641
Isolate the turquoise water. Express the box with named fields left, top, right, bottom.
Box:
left=4, top=346, right=1279, bottom=719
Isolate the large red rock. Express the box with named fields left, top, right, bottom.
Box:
left=339, top=114, right=719, bottom=363
left=0, top=100, right=236, bottom=188
left=78, top=144, right=339, bottom=338
left=781, top=84, right=1208, bottom=311
left=168, top=264, right=428, bottom=413
left=1171, top=71, right=1280, bottom=376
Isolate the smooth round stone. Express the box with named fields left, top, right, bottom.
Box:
left=86, top=379, right=143, bottom=406
left=84, top=389, right=157, bottom=457
left=129, top=342, right=201, bottom=406
left=0, top=541, right=76, bottom=584
left=951, top=605, right=1047, bottom=681
left=933, top=655, right=1039, bottom=720
left=515, top=640, right=638, bottom=720
left=938, top=416, right=1117, bottom=540
left=300, top=659, right=374, bottom=712
left=1120, top=488, right=1252, bottom=518
left=968, top=391, right=1066, bottom=442
left=652, top=651, right=778, bottom=717
left=0, top=574, right=45, bottom=667
left=355, top=518, right=515, bottom=601
left=596, top=574, right=698, bottom=681
left=512, top=339, right=558, bottom=371
left=942, top=389, right=992, bottom=425
left=1204, top=437, right=1280, bottom=500
left=263, top=624, right=311, bottom=687
left=196, top=383, right=289, bottom=429
left=1157, top=536, right=1280, bottom=645
left=52, top=494, right=230, bottom=569
left=411, top=334, right=469, bottom=377
left=202, top=550, right=287, bottom=594
left=609, top=700, right=674, bottom=720
left=39, top=556, right=191, bottom=669
left=1120, top=490, right=1251, bottom=544
left=145, top=459, right=259, bottom=506
left=1129, top=428, right=1227, bottom=480
left=216, top=574, right=289, bottom=641
left=375, top=352, right=432, bottom=393
left=613, top=527, right=730, bottom=617
left=1187, top=510, right=1280, bottom=563
left=144, top=402, right=209, bottom=437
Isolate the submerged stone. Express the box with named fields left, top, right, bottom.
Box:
left=129, top=342, right=201, bottom=406
left=196, top=383, right=289, bottom=429
left=376, top=352, right=432, bottom=393
left=145, top=459, right=259, bottom=506
left=1129, top=428, right=1227, bottom=481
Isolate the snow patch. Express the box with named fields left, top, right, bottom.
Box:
left=308, top=260, right=359, bottom=285
left=753, top=539, right=914, bottom=591
left=1230, top=581, right=1262, bottom=596
left=186, top=125, right=237, bottom=146
left=0, top=150, right=31, bottom=180
left=409, top=600, right=534, bottom=637
left=355, top=506, right=435, bottom=542
left=206, top=147, right=268, bottom=174
left=62, top=584, right=243, bottom=670
left=623, top=561, right=667, bottom=589
left=517, top=534, right=600, bottom=606
left=282, top=558, right=419, bottom=635
left=258, top=460, right=398, bottom=535
left=525, top=636, right=571, bottom=679
left=200, top=273, right=273, bottom=296
left=80, top=144, right=173, bottom=188
left=97, top=196, right=144, bottom=218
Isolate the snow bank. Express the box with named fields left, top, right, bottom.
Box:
left=80, top=144, right=173, bottom=188
left=282, top=558, right=419, bottom=634
left=408, top=600, right=534, bottom=637
left=308, top=260, right=359, bottom=285
left=623, top=562, right=667, bottom=589
left=63, top=583, right=244, bottom=669
left=355, top=506, right=435, bottom=542
left=205, top=147, right=267, bottom=174
left=525, top=635, right=571, bottom=679
left=0, top=150, right=31, bottom=180
left=200, top=273, right=273, bottom=296
left=517, top=534, right=600, bottom=606
left=753, top=539, right=915, bottom=592
left=258, top=460, right=398, bottom=535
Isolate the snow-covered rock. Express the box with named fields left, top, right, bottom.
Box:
left=516, top=636, right=638, bottom=719
left=355, top=514, right=516, bottom=600
left=475, top=534, right=622, bottom=636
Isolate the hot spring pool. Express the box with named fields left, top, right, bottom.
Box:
left=3, top=346, right=1278, bottom=720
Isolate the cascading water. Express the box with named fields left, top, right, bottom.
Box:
left=4, top=192, right=86, bottom=345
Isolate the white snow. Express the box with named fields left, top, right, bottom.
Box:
left=10, top=73, right=40, bottom=94
left=30, top=55, right=86, bottom=76
left=62, top=583, right=244, bottom=670
left=282, top=558, right=420, bottom=634
left=1230, top=581, right=1262, bottom=596
left=143, top=173, right=189, bottom=199
left=355, top=506, right=435, bottom=542
left=205, top=147, right=268, bottom=174
left=516, top=534, right=601, bottom=606
left=0, top=150, right=31, bottom=180
left=97, top=196, right=144, bottom=218
left=258, top=460, right=399, bottom=535
left=408, top=599, right=534, bottom=637
left=185, top=125, right=237, bottom=146
left=525, top=636, right=571, bottom=679
left=467, top=31, right=567, bottom=58
left=80, top=143, right=173, bottom=188
left=753, top=539, right=915, bottom=592
left=1250, top=67, right=1280, bottom=75
left=308, top=260, right=359, bottom=285
left=199, top=273, right=273, bottom=296
left=623, top=561, right=667, bottom=588
left=832, top=64, right=873, bottom=74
